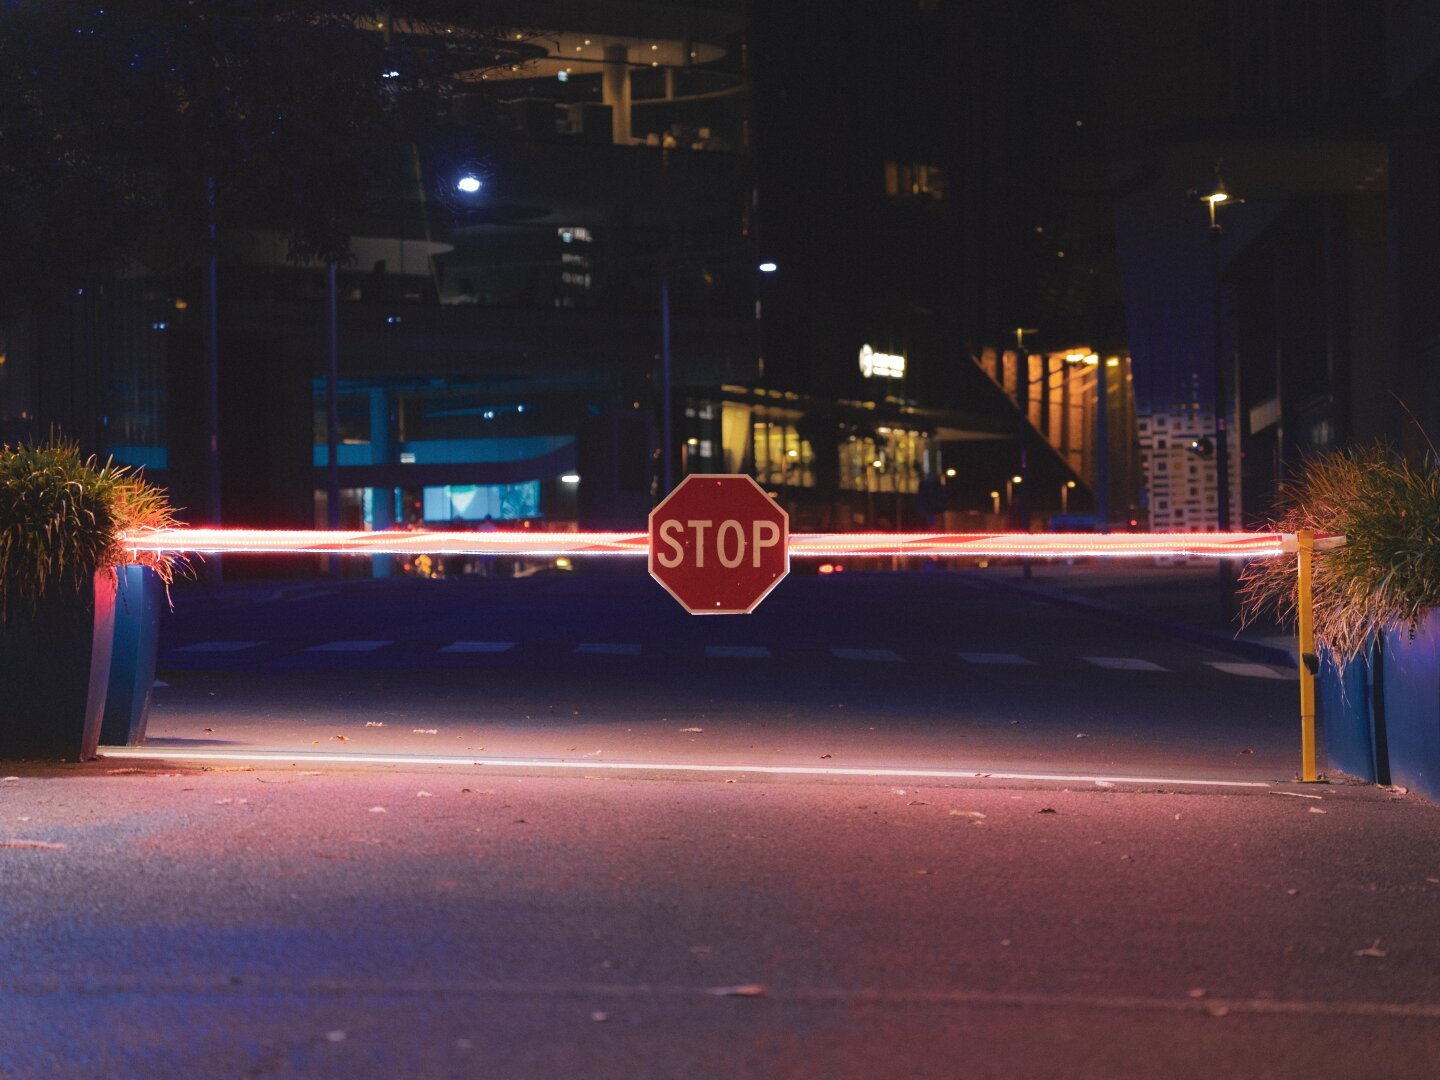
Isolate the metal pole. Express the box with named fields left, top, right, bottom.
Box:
left=327, top=261, right=341, bottom=577
left=1212, top=209, right=1233, bottom=620
left=1297, top=529, right=1319, bottom=782
left=206, top=175, right=223, bottom=585
left=661, top=269, right=673, bottom=495
left=1095, top=360, right=1110, bottom=526
left=1212, top=219, right=1229, bottom=530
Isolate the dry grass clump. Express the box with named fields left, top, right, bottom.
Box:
left=1239, top=445, right=1440, bottom=664
left=0, top=439, right=184, bottom=622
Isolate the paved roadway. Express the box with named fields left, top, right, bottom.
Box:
left=5, top=566, right=1440, bottom=1078
left=139, top=567, right=1299, bottom=782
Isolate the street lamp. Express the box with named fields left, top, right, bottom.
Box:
left=1189, top=163, right=1239, bottom=531
left=1061, top=479, right=1076, bottom=514
left=1191, top=162, right=1241, bottom=619
left=455, top=174, right=483, bottom=194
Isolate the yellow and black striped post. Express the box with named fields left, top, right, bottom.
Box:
left=1297, top=529, right=1320, bottom=782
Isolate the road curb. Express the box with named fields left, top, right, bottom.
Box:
left=964, top=572, right=1297, bottom=669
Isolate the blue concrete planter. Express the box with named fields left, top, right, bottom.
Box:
left=0, top=571, right=117, bottom=761
left=1319, top=641, right=1381, bottom=784
left=100, top=565, right=164, bottom=747
left=1381, top=614, right=1440, bottom=803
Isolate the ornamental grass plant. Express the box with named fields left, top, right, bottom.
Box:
left=0, top=438, right=184, bottom=623
left=1239, top=445, right=1440, bottom=664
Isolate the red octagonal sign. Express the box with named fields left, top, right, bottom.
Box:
left=649, top=474, right=789, bottom=614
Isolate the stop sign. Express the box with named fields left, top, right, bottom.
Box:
left=648, top=474, right=790, bottom=614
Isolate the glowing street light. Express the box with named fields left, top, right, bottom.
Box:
left=758, top=261, right=778, bottom=273
left=456, top=174, right=483, bottom=194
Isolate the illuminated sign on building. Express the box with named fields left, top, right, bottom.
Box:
left=858, top=344, right=905, bottom=379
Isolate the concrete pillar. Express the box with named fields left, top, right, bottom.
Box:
left=368, top=388, right=395, bottom=577
left=602, top=44, right=632, bottom=145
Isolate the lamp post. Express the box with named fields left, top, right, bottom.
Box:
left=1190, top=164, right=1239, bottom=531
left=1191, top=163, right=1239, bottom=618
left=1061, top=479, right=1076, bottom=514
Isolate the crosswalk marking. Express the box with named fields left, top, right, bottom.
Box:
left=574, top=643, right=643, bottom=656
left=1207, top=661, right=1294, bottom=680
left=831, top=648, right=904, bottom=663
left=305, top=640, right=392, bottom=653
left=439, top=641, right=516, bottom=654
left=958, top=652, right=1036, bottom=665
left=173, top=641, right=265, bottom=653
left=705, top=645, right=772, bottom=659
left=1083, top=656, right=1169, bottom=672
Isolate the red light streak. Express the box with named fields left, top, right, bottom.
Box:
left=120, top=528, right=1330, bottom=560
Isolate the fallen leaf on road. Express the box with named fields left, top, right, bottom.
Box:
left=1354, top=939, right=1387, bottom=958
left=678, top=727, right=704, bottom=733
left=892, top=789, right=908, bottom=796
left=820, top=754, right=833, bottom=760
left=1287, top=888, right=1299, bottom=896
left=416, top=791, right=433, bottom=798
left=1308, top=807, right=1328, bottom=814
left=907, top=800, right=927, bottom=806
left=566, top=746, right=577, bottom=751
left=949, top=810, right=986, bottom=819
left=1038, top=807, right=1057, bottom=815
left=0, top=839, right=66, bottom=850
left=368, top=806, right=386, bottom=814
left=365, top=721, right=384, bottom=728
left=1239, top=748, right=1254, bottom=755
left=724, top=779, right=737, bottom=783
left=203, top=728, right=214, bottom=734
left=708, top=984, right=766, bottom=997
left=1, top=777, right=18, bottom=783
left=412, top=729, right=438, bottom=735
left=1075, top=733, right=1089, bottom=739
left=331, top=735, right=349, bottom=742
left=1187, top=988, right=1206, bottom=999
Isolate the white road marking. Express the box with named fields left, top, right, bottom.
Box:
left=958, top=652, right=1036, bottom=665
left=1208, top=661, right=1294, bottom=680
left=99, top=746, right=1273, bottom=788
left=1082, top=657, right=1169, bottom=672
left=173, top=641, right=265, bottom=652
left=575, top=643, right=643, bottom=656
left=305, top=640, right=392, bottom=652
left=439, top=641, right=516, bottom=654
left=831, top=648, right=904, bottom=662
left=705, top=645, right=772, bottom=659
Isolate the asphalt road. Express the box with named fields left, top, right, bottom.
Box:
left=138, top=567, right=1301, bottom=783
left=6, top=567, right=1439, bottom=1078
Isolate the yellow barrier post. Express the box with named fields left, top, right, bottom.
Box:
left=1297, top=529, right=1319, bottom=782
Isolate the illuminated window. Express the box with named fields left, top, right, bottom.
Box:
left=884, top=162, right=946, bottom=201
left=752, top=413, right=814, bottom=488
left=839, top=429, right=927, bottom=494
